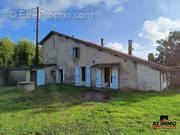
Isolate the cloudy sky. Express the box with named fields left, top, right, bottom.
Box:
left=1, top=0, right=180, bottom=59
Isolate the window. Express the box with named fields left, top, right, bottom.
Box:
left=82, top=67, right=86, bottom=81
left=53, top=39, right=55, bottom=48
left=104, top=68, right=110, bottom=83
left=72, top=47, right=80, bottom=59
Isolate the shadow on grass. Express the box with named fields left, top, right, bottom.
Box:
left=0, top=84, right=179, bottom=114
left=0, top=84, right=89, bottom=114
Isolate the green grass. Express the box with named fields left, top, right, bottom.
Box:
left=0, top=85, right=180, bottom=135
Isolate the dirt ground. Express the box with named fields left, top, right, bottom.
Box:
left=75, top=90, right=115, bottom=102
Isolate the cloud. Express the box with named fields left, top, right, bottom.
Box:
left=6, top=0, right=127, bottom=12
left=139, top=17, right=180, bottom=45
left=0, top=0, right=128, bottom=29
left=105, top=42, right=126, bottom=52
left=105, top=41, right=152, bottom=59
left=114, top=6, right=123, bottom=12
left=105, top=42, right=143, bottom=57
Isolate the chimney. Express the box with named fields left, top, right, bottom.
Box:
left=101, top=38, right=104, bottom=47
left=128, top=40, right=133, bottom=55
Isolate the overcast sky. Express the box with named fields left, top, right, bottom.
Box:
left=0, top=0, right=180, bottom=59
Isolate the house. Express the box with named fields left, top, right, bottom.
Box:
left=39, top=31, right=171, bottom=91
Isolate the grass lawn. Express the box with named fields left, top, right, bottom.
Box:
left=0, top=84, right=179, bottom=135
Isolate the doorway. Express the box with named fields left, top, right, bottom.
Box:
left=58, top=69, right=63, bottom=84
left=104, top=67, right=110, bottom=88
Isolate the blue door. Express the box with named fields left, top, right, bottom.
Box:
left=37, top=70, right=45, bottom=86
left=111, top=67, right=119, bottom=89
left=57, top=70, right=63, bottom=84
left=96, top=68, right=102, bottom=88
left=75, top=66, right=80, bottom=86
left=85, top=66, right=91, bottom=87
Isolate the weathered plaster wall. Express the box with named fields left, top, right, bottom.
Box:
left=43, top=66, right=56, bottom=84
left=30, top=66, right=56, bottom=84
left=7, top=71, right=27, bottom=85
left=42, top=34, right=138, bottom=89
left=161, top=71, right=170, bottom=90
left=137, top=64, right=161, bottom=91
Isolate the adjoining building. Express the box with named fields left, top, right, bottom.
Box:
left=0, top=64, right=56, bottom=86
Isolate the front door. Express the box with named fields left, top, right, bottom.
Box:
left=96, top=68, right=102, bottom=88
left=37, top=70, right=45, bottom=86
left=57, top=70, right=63, bottom=84
left=85, top=66, right=91, bottom=87
left=110, top=67, right=119, bottom=89
left=104, top=67, right=110, bottom=88
left=75, top=66, right=80, bottom=86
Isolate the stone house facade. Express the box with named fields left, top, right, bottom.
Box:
left=40, top=31, right=171, bottom=91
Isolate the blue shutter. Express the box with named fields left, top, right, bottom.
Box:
left=111, top=67, right=118, bottom=89
left=37, top=70, right=45, bottom=86
left=96, top=68, right=102, bottom=88
left=85, top=66, right=91, bottom=87
left=75, top=66, right=80, bottom=86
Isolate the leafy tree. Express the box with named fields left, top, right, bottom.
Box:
left=15, top=39, right=35, bottom=66
left=148, top=53, right=155, bottom=62
left=0, top=37, right=15, bottom=67
left=32, top=46, right=42, bottom=65
left=155, top=31, right=180, bottom=66
left=38, top=46, right=42, bottom=64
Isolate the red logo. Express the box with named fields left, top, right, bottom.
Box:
left=152, top=115, right=176, bottom=128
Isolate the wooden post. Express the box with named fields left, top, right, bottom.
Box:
left=35, top=7, right=39, bottom=65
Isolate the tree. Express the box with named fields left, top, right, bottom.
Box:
left=0, top=37, right=15, bottom=67
left=15, top=39, right=35, bottom=66
left=148, top=53, right=155, bottom=62
left=38, top=46, right=42, bottom=64
left=154, top=31, right=180, bottom=66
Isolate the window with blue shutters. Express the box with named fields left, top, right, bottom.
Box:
left=72, top=47, right=80, bottom=59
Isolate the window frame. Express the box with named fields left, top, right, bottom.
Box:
left=72, top=47, right=80, bottom=59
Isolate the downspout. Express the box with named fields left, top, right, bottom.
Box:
left=160, top=72, right=162, bottom=91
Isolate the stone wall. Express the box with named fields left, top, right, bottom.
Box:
left=7, top=71, right=28, bottom=85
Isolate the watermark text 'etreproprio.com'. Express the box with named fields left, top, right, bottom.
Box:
left=8, top=10, right=94, bottom=20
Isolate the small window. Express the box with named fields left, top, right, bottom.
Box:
left=82, top=67, right=86, bottom=81
left=72, top=47, right=80, bottom=59
left=53, top=39, right=55, bottom=48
